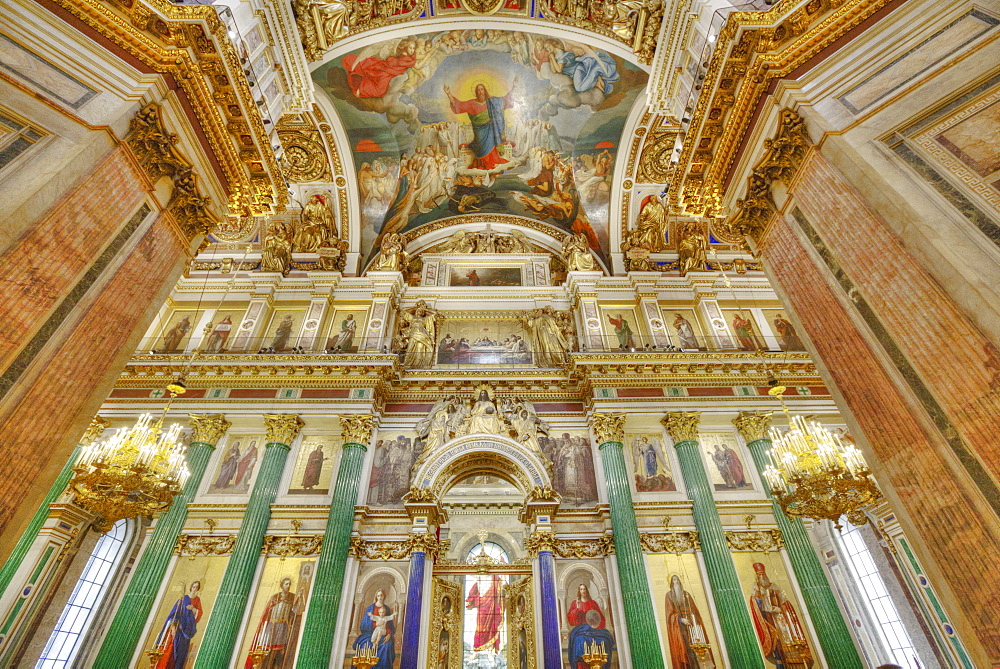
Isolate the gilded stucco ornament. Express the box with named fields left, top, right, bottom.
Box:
left=175, top=534, right=236, bottom=556
left=339, top=414, right=376, bottom=446
left=733, top=411, right=773, bottom=442
left=636, top=120, right=680, bottom=184
left=523, top=530, right=556, bottom=556
left=725, top=529, right=784, bottom=554
left=264, top=414, right=305, bottom=445
left=82, top=416, right=111, bottom=444
left=187, top=414, right=231, bottom=446
left=662, top=411, right=701, bottom=443
left=639, top=530, right=700, bottom=554
left=349, top=536, right=414, bottom=560
left=262, top=534, right=324, bottom=557
left=590, top=413, right=626, bottom=445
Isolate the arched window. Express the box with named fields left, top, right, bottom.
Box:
left=36, top=520, right=132, bottom=668
left=466, top=541, right=509, bottom=563
left=836, top=520, right=920, bottom=668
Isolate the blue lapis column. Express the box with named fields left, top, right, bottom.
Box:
left=537, top=544, right=562, bottom=668
left=399, top=534, right=437, bottom=669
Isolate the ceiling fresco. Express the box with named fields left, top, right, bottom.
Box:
left=312, top=29, right=648, bottom=266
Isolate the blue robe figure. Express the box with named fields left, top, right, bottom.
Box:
left=153, top=582, right=203, bottom=669
left=555, top=48, right=620, bottom=94
left=352, top=591, right=396, bottom=669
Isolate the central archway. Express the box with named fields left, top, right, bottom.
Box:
left=411, top=433, right=555, bottom=501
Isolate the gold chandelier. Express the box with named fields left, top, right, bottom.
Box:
left=72, top=411, right=191, bottom=531
left=761, top=387, right=881, bottom=530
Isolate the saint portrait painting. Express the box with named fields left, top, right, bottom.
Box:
left=629, top=434, right=676, bottom=492
left=565, top=582, right=615, bottom=669
left=151, top=581, right=203, bottom=669
left=242, top=561, right=314, bottom=669
left=352, top=588, right=398, bottom=669
left=748, top=562, right=814, bottom=668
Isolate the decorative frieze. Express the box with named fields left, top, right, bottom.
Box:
left=175, top=534, right=236, bottom=557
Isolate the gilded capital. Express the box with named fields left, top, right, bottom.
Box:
left=733, top=411, right=773, bottom=442
left=339, top=414, right=375, bottom=446
left=524, top=530, right=556, bottom=556
left=263, top=414, right=304, bottom=446
left=81, top=416, right=111, bottom=444
left=662, top=412, right=701, bottom=444
left=187, top=414, right=231, bottom=446
left=407, top=532, right=440, bottom=558
left=590, top=413, right=626, bottom=445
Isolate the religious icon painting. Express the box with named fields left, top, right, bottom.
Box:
left=143, top=556, right=228, bottom=668
left=759, top=309, right=806, bottom=352
left=625, top=432, right=677, bottom=493
left=366, top=431, right=422, bottom=508
left=598, top=306, right=641, bottom=351
left=537, top=431, right=598, bottom=507
left=725, top=309, right=764, bottom=352
left=558, top=562, right=618, bottom=668
left=662, top=308, right=707, bottom=350
left=262, top=309, right=305, bottom=352
left=156, top=309, right=200, bottom=353
left=202, top=310, right=244, bottom=353
left=286, top=436, right=340, bottom=495
left=205, top=434, right=266, bottom=496
left=645, top=553, right=721, bottom=668
left=446, top=266, right=522, bottom=287
left=697, top=432, right=754, bottom=492
left=324, top=308, right=368, bottom=353
left=733, top=553, right=818, bottom=668
left=434, top=316, right=532, bottom=366
left=236, top=558, right=315, bottom=668
left=344, top=563, right=407, bottom=668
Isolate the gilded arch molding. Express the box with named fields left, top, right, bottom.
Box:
left=411, top=434, right=554, bottom=498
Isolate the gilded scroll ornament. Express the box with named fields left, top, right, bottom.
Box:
left=636, top=122, right=680, bottom=184
left=525, top=485, right=560, bottom=504
left=339, top=414, right=376, bottom=446
left=590, top=413, right=626, bottom=445
left=175, top=534, right=236, bottom=556
left=639, top=531, right=700, bottom=554
left=278, top=123, right=333, bottom=183
left=733, top=411, right=773, bottom=442
left=403, top=486, right=438, bottom=503
left=187, top=414, right=231, bottom=446
left=262, top=534, right=324, bottom=557
left=662, top=412, right=701, bottom=443
left=349, top=536, right=412, bottom=560
left=293, top=0, right=427, bottom=61
left=724, top=529, right=784, bottom=554
left=550, top=536, right=616, bottom=559
left=82, top=416, right=111, bottom=444
left=264, top=414, right=305, bottom=446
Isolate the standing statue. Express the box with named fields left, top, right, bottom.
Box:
left=677, top=222, right=708, bottom=277
left=634, top=196, right=668, bottom=252
left=370, top=232, right=409, bottom=272
left=261, top=221, right=293, bottom=275
left=523, top=306, right=569, bottom=368
left=561, top=233, right=596, bottom=271
left=398, top=300, right=439, bottom=368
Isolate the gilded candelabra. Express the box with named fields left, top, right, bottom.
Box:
left=581, top=640, right=608, bottom=669
left=352, top=644, right=380, bottom=668
left=762, top=387, right=881, bottom=529
left=71, top=410, right=190, bottom=531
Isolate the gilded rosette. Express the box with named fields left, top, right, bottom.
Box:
left=187, top=413, right=231, bottom=446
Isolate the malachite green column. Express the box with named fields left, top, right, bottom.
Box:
left=194, top=414, right=303, bottom=669
left=734, top=411, right=863, bottom=668
left=92, top=414, right=230, bottom=668
left=297, top=414, right=374, bottom=669
left=591, top=413, right=665, bottom=669
left=0, top=416, right=109, bottom=595
left=663, top=412, right=764, bottom=669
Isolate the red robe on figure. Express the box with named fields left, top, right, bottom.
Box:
left=466, top=575, right=504, bottom=651
left=343, top=52, right=416, bottom=99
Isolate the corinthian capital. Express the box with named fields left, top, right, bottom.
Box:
left=662, top=412, right=701, bottom=444
left=264, top=414, right=304, bottom=445
left=187, top=414, right=231, bottom=446
left=339, top=414, right=375, bottom=446
left=81, top=416, right=111, bottom=444
left=733, top=411, right=773, bottom=442
left=590, top=413, right=626, bottom=445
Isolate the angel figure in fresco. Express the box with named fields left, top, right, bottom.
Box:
left=444, top=78, right=517, bottom=170
left=245, top=577, right=304, bottom=669
left=162, top=316, right=191, bottom=353
left=343, top=38, right=417, bottom=99
left=153, top=581, right=203, bottom=669
left=664, top=574, right=715, bottom=669
left=749, top=563, right=814, bottom=668
left=352, top=589, right=396, bottom=669
left=466, top=575, right=505, bottom=653
left=567, top=584, right=615, bottom=669
left=540, top=39, right=620, bottom=95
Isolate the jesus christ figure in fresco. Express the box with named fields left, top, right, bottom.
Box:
left=444, top=79, right=517, bottom=170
